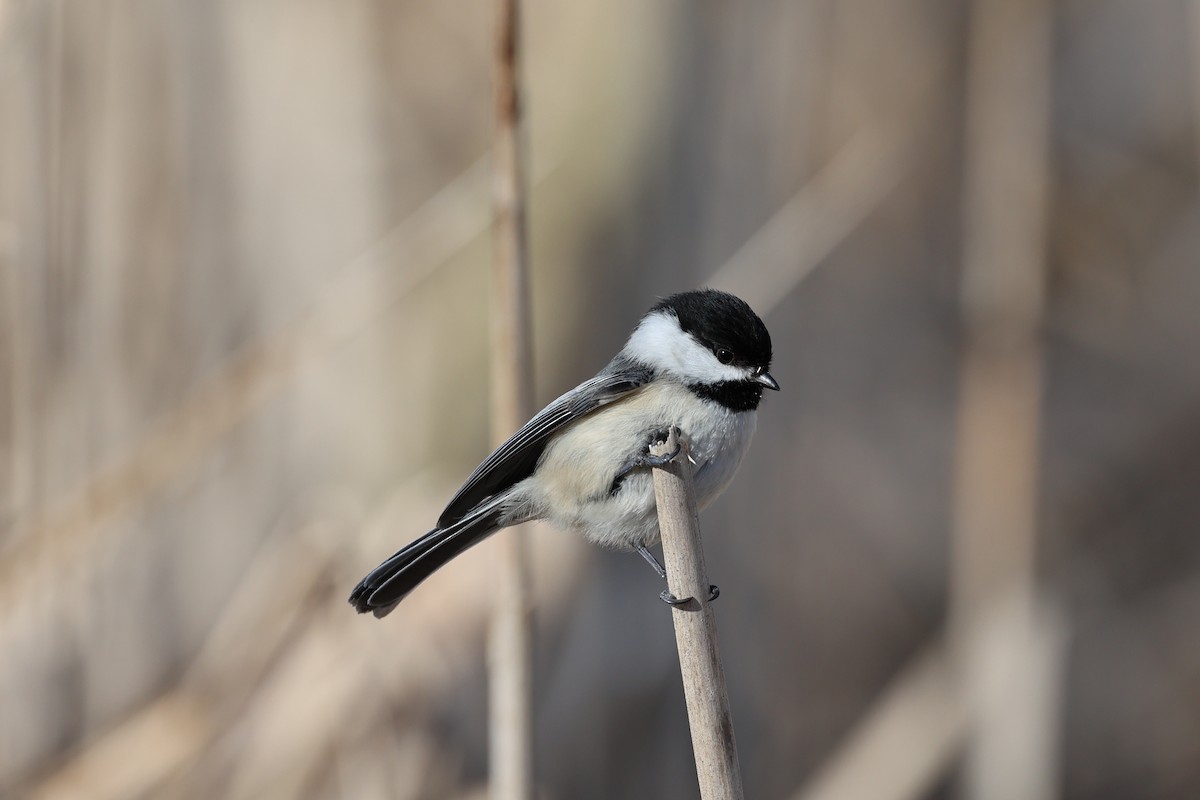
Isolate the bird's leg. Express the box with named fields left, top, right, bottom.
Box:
left=635, top=542, right=719, bottom=605
left=636, top=542, right=667, bottom=578
left=637, top=543, right=686, bottom=606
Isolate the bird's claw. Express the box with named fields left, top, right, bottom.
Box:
left=613, top=427, right=684, bottom=485
left=658, top=584, right=721, bottom=606
left=645, top=425, right=683, bottom=465
left=660, top=589, right=687, bottom=606
left=641, top=440, right=681, bottom=468
left=638, top=542, right=719, bottom=606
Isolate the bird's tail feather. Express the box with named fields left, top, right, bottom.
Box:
left=348, top=499, right=505, bottom=617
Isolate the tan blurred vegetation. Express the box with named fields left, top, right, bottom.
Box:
left=2, top=1, right=1199, bottom=798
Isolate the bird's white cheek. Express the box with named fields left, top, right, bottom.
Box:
left=625, top=312, right=746, bottom=383
left=671, top=337, right=747, bottom=385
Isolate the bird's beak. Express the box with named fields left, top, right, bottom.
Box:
left=754, top=370, right=780, bottom=391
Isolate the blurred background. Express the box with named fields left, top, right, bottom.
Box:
left=2, top=0, right=1199, bottom=798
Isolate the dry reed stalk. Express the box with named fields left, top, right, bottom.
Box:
left=951, top=0, right=1062, bottom=798
left=794, top=644, right=965, bottom=800
left=19, top=515, right=343, bottom=799
left=25, top=694, right=209, bottom=800
left=650, top=431, right=743, bottom=800
left=706, top=121, right=912, bottom=315
left=0, top=213, right=32, bottom=546
left=0, top=0, right=33, bottom=534
left=25, top=472, right=535, bottom=799
left=1193, top=2, right=1200, bottom=171
left=488, top=1, right=535, bottom=798
left=0, top=150, right=562, bottom=621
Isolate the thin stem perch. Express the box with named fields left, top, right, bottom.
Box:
left=650, top=430, right=744, bottom=800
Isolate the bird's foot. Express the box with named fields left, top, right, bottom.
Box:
left=637, top=537, right=720, bottom=606
left=658, top=584, right=720, bottom=606
left=660, top=589, right=687, bottom=606
left=645, top=425, right=684, bottom=463
left=614, top=427, right=683, bottom=485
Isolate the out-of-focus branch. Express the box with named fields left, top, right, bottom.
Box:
left=790, top=9, right=1063, bottom=800
left=26, top=694, right=209, bottom=800
left=0, top=214, right=31, bottom=546
left=488, top=1, right=535, bottom=798
left=951, top=1, right=1063, bottom=799
left=651, top=431, right=743, bottom=800
left=793, top=644, right=965, bottom=800
left=1193, top=2, right=1200, bottom=172
left=14, top=511, right=347, bottom=799
left=17, top=473, right=592, bottom=800
left=706, top=121, right=913, bottom=316
left=0, top=151, right=562, bottom=621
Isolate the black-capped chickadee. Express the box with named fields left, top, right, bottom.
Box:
left=349, top=289, right=778, bottom=617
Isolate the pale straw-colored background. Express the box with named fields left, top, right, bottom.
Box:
left=1, top=2, right=1198, bottom=798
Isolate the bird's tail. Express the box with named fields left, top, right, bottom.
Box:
left=348, top=499, right=506, bottom=617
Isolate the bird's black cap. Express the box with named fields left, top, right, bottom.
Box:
left=652, top=289, right=773, bottom=370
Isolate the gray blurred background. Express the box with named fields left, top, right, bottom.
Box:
left=1, top=1, right=1198, bottom=798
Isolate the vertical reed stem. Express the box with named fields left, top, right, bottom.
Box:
left=952, top=1, right=1061, bottom=798
left=651, top=431, right=744, bottom=800
left=488, top=0, right=534, bottom=798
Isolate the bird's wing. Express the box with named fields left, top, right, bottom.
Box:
left=437, top=360, right=653, bottom=527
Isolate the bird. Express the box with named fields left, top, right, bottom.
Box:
left=349, top=288, right=778, bottom=617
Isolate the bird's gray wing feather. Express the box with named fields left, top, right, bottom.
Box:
left=437, top=360, right=653, bottom=527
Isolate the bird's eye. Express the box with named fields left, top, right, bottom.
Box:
left=715, top=347, right=734, bottom=364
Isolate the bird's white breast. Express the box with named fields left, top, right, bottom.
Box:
left=513, top=381, right=758, bottom=549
